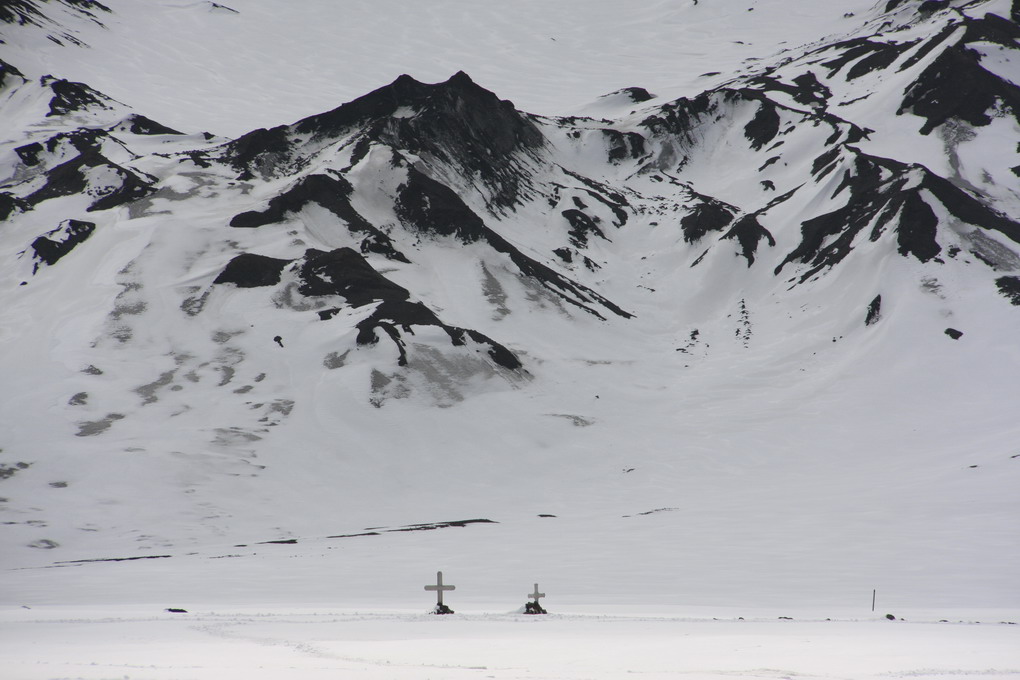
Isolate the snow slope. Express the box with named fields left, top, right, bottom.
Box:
left=1, top=1, right=1019, bottom=676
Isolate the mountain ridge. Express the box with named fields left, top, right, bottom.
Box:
left=0, top=0, right=1018, bottom=611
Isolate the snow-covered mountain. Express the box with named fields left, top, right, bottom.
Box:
left=1, top=0, right=1018, bottom=613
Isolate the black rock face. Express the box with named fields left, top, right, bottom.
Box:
left=24, top=151, right=156, bottom=212
left=749, top=72, right=831, bottom=107
left=213, top=253, right=290, bottom=288
left=0, top=0, right=42, bottom=25
left=776, top=152, right=966, bottom=281
left=395, top=167, right=488, bottom=242
left=354, top=299, right=523, bottom=370
left=231, top=173, right=356, bottom=228
left=223, top=125, right=291, bottom=179
left=18, top=128, right=107, bottom=170
left=996, top=276, right=1020, bottom=305
left=122, top=114, right=183, bottom=136
left=298, top=247, right=410, bottom=307
left=681, top=198, right=735, bottom=244
left=900, top=17, right=1020, bottom=134
left=230, top=72, right=545, bottom=208
left=603, top=129, right=647, bottom=162
left=0, top=0, right=110, bottom=25
left=624, top=86, right=655, bottom=102
left=31, top=219, right=95, bottom=267
left=723, top=214, right=776, bottom=266
left=741, top=94, right=781, bottom=151
left=15, top=142, right=44, bottom=166
left=0, top=58, right=26, bottom=90
left=895, top=190, right=941, bottom=262
left=282, top=247, right=523, bottom=371
left=820, top=38, right=918, bottom=81
left=866, top=295, right=882, bottom=326
left=230, top=173, right=408, bottom=261
left=919, top=169, right=1020, bottom=247
left=561, top=208, right=606, bottom=248
left=0, top=192, right=26, bottom=221
left=640, top=91, right=716, bottom=143
left=44, top=77, right=114, bottom=116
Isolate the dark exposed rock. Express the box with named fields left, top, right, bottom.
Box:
left=919, top=170, right=1020, bottom=246
left=16, top=128, right=107, bottom=170
left=121, top=114, right=183, bottom=136
left=772, top=151, right=1006, bottom=281
left=639, top=90, right=716, bottom=142
left=895, top=190, right=940, bottom=262
left=899, top=17, right=1020, bottom=134
left=222, top=125, right=291, bottom=179
left=562, top=209, right=607, bottom=248
left=0, top=192, right=27, bottom=221
left=603, top=129, right=647, bottom=162
left=812, top=147, right=842, bottom=179
left=741, top=93, right=781, bottom=151
left=919, top=0, right=950, bottom=13
left=230, top=173, right=408, bottom=261
left=681, top=196, right=735, bottom=243
left=561, top=169, right=630, bottom=225
left=353, top=298, right=523, bottom=370
left=615, top=86, right=655, bottom=102
left=312, top=71, right=545, bottom=209
left=0, top=0, right=43, bottom=25
left=822, top=38, right=918, bottom=80
left=56, top=554, right=171, bottom=564
left=213, top=253, right=290, bottom=288
left=944, top=327, right=963, bottom=339
left=486, top=226, right=632, bottom=319
left=44, top=76, right=115, bottom=116
left=396, top=167, right=488, bottom=242
left=298, top=247, right=409, bottom=307
left=15, top=142, right=44, bottom=166
left=0, top=57, right=26, bottom=89
left=291, top=248, right=522, bottom=370
left=996, top=276, right=1020, bottom=305
left=24, top=151, right=156, bottom=212
left=723, top=214, right=776, bottom=266
left=397, top=169, right=629, bottom=319
left=228, top=72, right=544, bottom=209
left=30, top=218, right=95, bottom=268
left=866, top=295, right=882, bottom=326
left=748, top=72, right=831, bottom=107
left=0, top=461, right=31, bottom=480
left=0, top=0, right=109, bottom=27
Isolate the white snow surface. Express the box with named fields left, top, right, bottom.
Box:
left=1, top=0, right=1020, bottom=678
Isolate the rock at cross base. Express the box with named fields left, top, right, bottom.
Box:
left=425, top=571, right=456, bottom=614
left=524, top=583, right=547, bottom=614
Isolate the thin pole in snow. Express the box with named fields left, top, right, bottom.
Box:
left=872, top=589, right=876, bottom=612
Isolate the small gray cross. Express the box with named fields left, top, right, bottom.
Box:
left=425, top=571, right=456, bottom=606
left=529, top=583, right=545, bottom=603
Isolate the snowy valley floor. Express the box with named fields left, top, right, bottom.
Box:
left=3, top=604, right=1019, bottom=680
left=3, top=498, right=1019, bottom=679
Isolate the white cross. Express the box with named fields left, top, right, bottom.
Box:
left=425, top=571, right=456, bottom=605
left=529, top=583, right=545, bottom=602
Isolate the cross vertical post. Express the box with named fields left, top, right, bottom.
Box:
left=524, top=582, right=548, bottom=614
left=422, top=570, right=454, bottom=607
